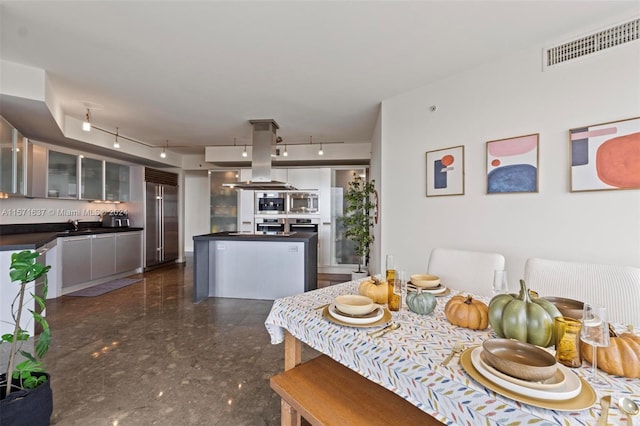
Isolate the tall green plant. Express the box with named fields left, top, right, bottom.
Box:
left=341, top=173, right=375, bottom=273
left=2, top=250, right=51, bottom=396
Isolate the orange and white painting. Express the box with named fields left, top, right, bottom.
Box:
left=570, top=117, right=640, bottom=192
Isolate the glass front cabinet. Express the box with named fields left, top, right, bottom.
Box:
left=81, top=156, right=103, bottom=200
left=105, top=162, right=130, bottom=202
left=0, top=116, right=26, bottom=196
left=47, top=150, right=78, bottom=198
left=46, top=150, right=130, bottom=201
left=210, top=171, right=239, bottom=233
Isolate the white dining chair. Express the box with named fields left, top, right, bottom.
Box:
left=427, top=248, right=506, bottom=298
left=524, top=257, right=640, bottom=327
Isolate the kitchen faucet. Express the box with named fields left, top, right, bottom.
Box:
left=68, top=219, right=79, bottom=231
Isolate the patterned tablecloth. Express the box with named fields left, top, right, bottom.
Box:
left=264, top=279, right=640, bottom=426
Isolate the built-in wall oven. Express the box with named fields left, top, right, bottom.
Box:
left=256, top=217, right=286, bottom=233
left=287, top=191, right=319, bottom=214
left=256, top=192, right=286, bottom=214
left=286, top=217, right=319, bottom=233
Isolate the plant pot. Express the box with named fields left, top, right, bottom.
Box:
left=0, top=372, right=53, bottom=426
left=351, top=271, right=369, bottom=281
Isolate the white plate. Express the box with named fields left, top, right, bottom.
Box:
left=407, top=283, right=448, bottom=294
left=328, top=304, right=384, bottom=325
left=422, top=285, right=448, bottom=295
left=470, top=346, right=581, bottom=401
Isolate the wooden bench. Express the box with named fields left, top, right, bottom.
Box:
left=270, top=354, right=443, bottom=426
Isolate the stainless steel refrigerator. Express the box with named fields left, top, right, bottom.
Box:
left=145, top=181, right=179, bottom=269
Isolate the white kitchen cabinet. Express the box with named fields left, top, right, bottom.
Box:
left=91, top=234, right=116, bottom=279
left=27, top=142, right=47, bottom=198
left=287, top=168, right=321, bottom=190
left=115, top=231, right=142, bottom=273
left=0, top=248, right=44, bottom=336
left=237, top=169, right=254, bottom=232
left=318, top=168, right=332, bottom=267
left=61, top=236, right=92, bottom=287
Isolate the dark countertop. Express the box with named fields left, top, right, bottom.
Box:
left=0, top=227, right=144, bottom=251
left=193, top=231, right=317, bottom=243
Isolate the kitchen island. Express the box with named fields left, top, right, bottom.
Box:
left=192, top=231, right=318, bottom=302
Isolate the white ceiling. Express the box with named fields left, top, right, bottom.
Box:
left=1, top=1, right=638, bottom=156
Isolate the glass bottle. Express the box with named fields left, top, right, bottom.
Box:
left=386, top=255, right=400, bottom=311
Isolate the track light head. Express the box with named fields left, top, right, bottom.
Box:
left=113, top=127, right=120, bottom=148
left=82, top=109, right=91, bottom=131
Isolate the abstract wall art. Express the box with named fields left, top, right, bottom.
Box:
left=570, top=116, right=640, bottom=192
left=426, top=145, right=464, bottom=197
left=486, top=134, right=539, bottom=194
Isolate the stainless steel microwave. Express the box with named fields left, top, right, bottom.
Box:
left=287, top=191, right=319, bottom=214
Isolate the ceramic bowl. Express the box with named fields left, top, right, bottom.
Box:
left=334, top=295, right=375, bottom=316
left=541, top=297, right=584, bottom=320
left=409, top=274, right=440, bottom=289
left=482, top=338, right=557, bottom=382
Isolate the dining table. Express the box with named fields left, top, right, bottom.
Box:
left=264, top=278, right=640, bottom=425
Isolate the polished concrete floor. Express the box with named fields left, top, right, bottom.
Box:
left=44, top=260, right=350, bottom=425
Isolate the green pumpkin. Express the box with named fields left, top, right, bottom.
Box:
left=488, top=279, right=561, bottom=347
left=406, top=291, right=437, bottom=315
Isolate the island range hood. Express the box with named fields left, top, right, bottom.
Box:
left=223, top=119, right=296, bottom=190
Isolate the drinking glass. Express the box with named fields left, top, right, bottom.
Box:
left=388, top=268, right=403, bottom=312
left=393, top=270, right=407, bottom=315
left=580, top=304, right=610, bottom=385
left=492, top=270, right=509, bottom=296
left=394, top=270, right=407, bottom=299
left=554, top=316, right=582, bottom=368
left=385, top=255, right=395, bottom=282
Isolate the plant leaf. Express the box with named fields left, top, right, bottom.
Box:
left=35, top=327, right=50, bottom=358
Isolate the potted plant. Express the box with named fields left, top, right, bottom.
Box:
left=1, top=250, right=53, bottom=426
left=341, top=173, right=376, bottom=279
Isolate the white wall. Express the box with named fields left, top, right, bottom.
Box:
left=0, top=198, right=125, bottom=225
left=183, top=170, right=210, bottom=252
left=379, top=40, right=640, bottom=289
left=369, top=105, right=382, bottom=275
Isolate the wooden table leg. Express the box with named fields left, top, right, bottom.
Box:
left=284, top=330, right=302, bottom=370
left=281, top=331, right=303, bottom=426
left=280, top=398, right=299, bottom=426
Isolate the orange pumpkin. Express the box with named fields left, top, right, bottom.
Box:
left=581, top=329, right=640, bottom=378
left=358, top=278, right=388, bottom=304
left=445, top=295, right=489, bottom=330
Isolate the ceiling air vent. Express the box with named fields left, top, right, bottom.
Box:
left=544, top=18, right=639, bottom=69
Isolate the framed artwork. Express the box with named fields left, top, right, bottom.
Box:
left=425, top=145, right=464, bottom=197
left=486, top=134, right=539, bottom=194
left=570, top=116, right=640, bottom=192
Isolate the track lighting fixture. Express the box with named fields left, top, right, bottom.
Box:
left=113, top=127, right=120, bottom=148
left=242, top=144, right=248, bottom=157
left=82, top=109, right=91, bottom=131
left=283, top=144, right=288, bottom=157
left=318, top=143, right=324, bottom=156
